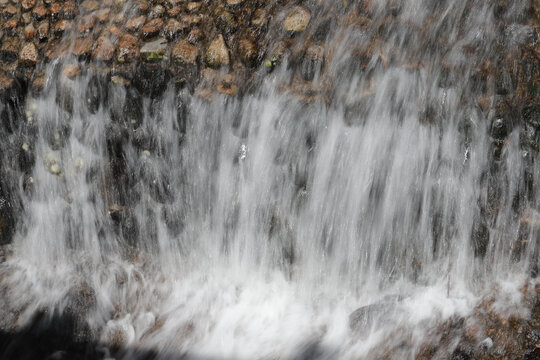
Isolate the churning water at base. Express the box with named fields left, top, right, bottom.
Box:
left=0, top=0, right=538, bottom=358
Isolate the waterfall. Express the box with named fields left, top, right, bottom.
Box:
left=0, top=0, right=538, bottom=358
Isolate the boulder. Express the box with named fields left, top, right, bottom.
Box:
left=238, top=39, right=258, bottom=67
left=117, top=34, right=139, bottom=63
left=205, top=34, right=229, bottom=68
left=283, top=6, right=311, bottom=34
left=92, top=36, right=115, bottom=62
left=172, top=40, right=198, bottom=65
left=18, top=42, right=38, bottom=66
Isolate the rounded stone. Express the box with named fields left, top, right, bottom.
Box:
left=283, top=6, right=311, bottom=33
left=93, top=36, right=115, bottom=62
left=205, top=34, right=229, bottom=68
left=238, top=39, right=258, bottom=67
left=172, top=40, right=198, bottom=65
left=142, top=18, right=163, bottom=39
left=19, top=42, right=38, bottom=66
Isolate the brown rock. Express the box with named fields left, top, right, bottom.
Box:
left=164, top=18, right=188, bottom=40
left=167, top=6, right=182, bottom=17
left=24, top=23, right=35, bottom=40
left=44, top=39, right=68, bottom=60
left=62, top=64, right=81, bottom=79
left=226, top=0, right=244, bottom=7
left=31, top=4, right=48, bottom=21
left=251, top=8, right=268, bottom=28
left=283, top=6, right=310, bottom=33
left=37, top=20, right=49, bottom=41
left=31, top=75, right=46, bottom=93
left=93, top=36, right=114, bottom=61
left=0, top=72, right=15, bottom=94
left=117, top=33, right=139, bottom=62
left=21, top=0, right=35, bottom=12
left=54, top=19, right=71, bottom=36
left=148, top=4, right=165, bottom=18
left=214, top=7, right=237, bottom=34
left=205, top=34, right=229, bottom=68
left=80, top=0, right=99, bottom=13
left=125, top=15, right=145, bottom=32
left=142, top=18, right=163, bottom=39
left=172, top=40, right=198, bottom=65
left=0, top=37, right=19, bottom=62
left=2, top=5, right=17, bottom=19
left=96, top=8, right=111, bottom=23
left=186, top=2, right=201, bottom=13
left=181, top=14, right=202, bottom=26
left=109, top=25, right=123, bottom=38
left=187, top=27, right=204, bottom=43
left=62, top=1, right=78, bottom=20
left=216, top=73, right=238, bottom=95
left=2, top=18, right=17, bottom=35
left=238, top=39, right=258, bottom=67
left=72, top=37, right=93, bottom=58
left=18, top=41, right=38, bottom=66
left=133, top=0, right=149, bottom=14
left=165, top=0, right=183, bottom=8
left=50, top=2, right=62, bottom=21
left=77, top=14, right=96, bottom=32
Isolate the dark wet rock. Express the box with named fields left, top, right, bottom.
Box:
left=140, top=37, right=168, bottom=62
left=283, top=6, right=311, bottom=34
left=214, top=7, right=238, bottom=35
left=205, top=34, right=229, bottom=68
left=471, top=215, right=489, bottom=258
left=18, top=41, right=38, bottom=66
left=85, top=73, right=109, bottom=114
left=0, top=36, right=19, bottom=62
left=312, top=18, right=335, bottom=42
left=133, top=63, right=171, bottom=99
left=43, top=115, right=71, bottom=150
left=300, top=44, right=325, bottom=81
left=490, top=118, right=507, bottom=141
left=0, top=194, right=15, bottom=246
left=172, top=40, right=198, bottom=65
left=141, top=18, right=163, bottom=39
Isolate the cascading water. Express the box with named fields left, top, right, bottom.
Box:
left=0, top=0, right=538, bottom=359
